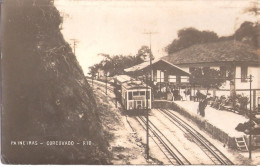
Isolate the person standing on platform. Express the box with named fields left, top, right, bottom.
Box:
left=186, top=88, right=191, bottom=101
left=173, top=89, right=179, bottom=101
left=195, top=90, right=200, bottom=102
left=200, top=97, right=208, bottom=117
left=171, top=89, right=174, bottom=102
left=198, top=100, right=202, bottom=115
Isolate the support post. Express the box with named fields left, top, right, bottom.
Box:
left=253, top=90, right=256, bottom=112
left=160, top=70, right=161, bottom=92
left=249, top=74, right=252, bottom=159
left=193, top=84, right=196, bottom=102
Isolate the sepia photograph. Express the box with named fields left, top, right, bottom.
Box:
left=1, top=0, right=260, bottom=165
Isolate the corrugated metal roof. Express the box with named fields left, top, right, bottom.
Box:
left=124, top=59, right=160, bottom=72
left=124, top=59, right=190, bottom=75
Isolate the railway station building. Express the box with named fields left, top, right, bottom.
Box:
left=125, top=40, right=260, bottom=111
left=162, top=40, right=260, bottom=112
left=124, top=59, right=190, bottom=100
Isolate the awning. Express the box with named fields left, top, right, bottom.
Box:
left=124, top=59, right=190, bottom=76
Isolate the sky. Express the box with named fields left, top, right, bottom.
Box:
left=54, top=0, right=257, bottom=75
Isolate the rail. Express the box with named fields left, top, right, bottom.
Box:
left=136, top=116, right=190, bottom=165
left=157, top=108, right=234, bottom=165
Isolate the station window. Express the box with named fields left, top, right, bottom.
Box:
left=128, top=92, right=133, bottom=100
left=168, top=75, right=176, bottom=83
left=180, top=76, right=189, bottom=83
left=156, top=70, right=165, bottom=82
left=140, top=91, right=145, bottom=95
left=241, top=65, right=248, bottom=82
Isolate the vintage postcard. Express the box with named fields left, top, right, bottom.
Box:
left=1, top=0, right=260, bottom=165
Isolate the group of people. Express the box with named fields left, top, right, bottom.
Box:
left=167, top=88, right=209, bottom=117
left=210, top=95, right=229, bottom=110
left=170, top=88, right=191, bottom=101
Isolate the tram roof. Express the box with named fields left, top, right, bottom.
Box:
left=114, top=75, right=132, bottom=84
left=121, top=80, right=151, bottom=90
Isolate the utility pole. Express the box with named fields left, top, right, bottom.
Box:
left=145, top=74, right=149, bottom=159
left=143, top=31, right=157, bottom=159
left=70, top=39, right=79, bottom=55
left=101, top=59, right=108, bottom=96
left=143, top=31, right=157, bottom=83
left=249, top=74, right=253, bottom=159
left=114, top=62, right=118, bottom=108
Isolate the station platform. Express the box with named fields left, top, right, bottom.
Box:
left=174, top=101, right=247, bottom=137
left=153, top=100, right=249, bottom=148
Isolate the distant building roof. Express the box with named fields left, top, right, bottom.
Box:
left=162, top=41, right=260, bottom=65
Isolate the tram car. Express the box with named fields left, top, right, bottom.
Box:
left=114, top=75, right=152, bottom=111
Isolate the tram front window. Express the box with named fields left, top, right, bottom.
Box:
left=133, top=91, right=139, bottom=96
left=128, top=92, right=133, bottom=100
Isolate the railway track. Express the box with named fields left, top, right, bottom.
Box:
left=88, top=79, right=233, bottom=165
left=87, top=79, right=114, bottom=92
left=157, top=108, right=234, bottom=165
left=88, top=79, right=118, bottom=106
left=136, top=116, right=191, bottom=165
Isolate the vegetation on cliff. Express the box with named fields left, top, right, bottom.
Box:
left=2, top=0, right=108, bottom=164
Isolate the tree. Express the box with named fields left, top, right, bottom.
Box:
left=89, top=53, right=142, bottom=77
left=136, top=45, right=153, bottom=62
left=190, top=68, right=226, bottom=94
left=166, top=28, right=218, bottom=54
left=88, top=65, right=98, bottom=78
left=89, top=46, right=152, bottom=77
left=244, top=1, right=259, bottom=16
left=242, top=1, right=259, bottom=48
left=233, top=21, right=258, bottom=48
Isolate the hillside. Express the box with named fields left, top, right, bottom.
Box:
left=1, top=0, right=109, bottom=164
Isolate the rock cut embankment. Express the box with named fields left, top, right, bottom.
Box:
left=1, top=0, right=108, bottom=164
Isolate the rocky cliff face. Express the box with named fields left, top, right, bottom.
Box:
left=1, top=0, right=108, bottom=164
